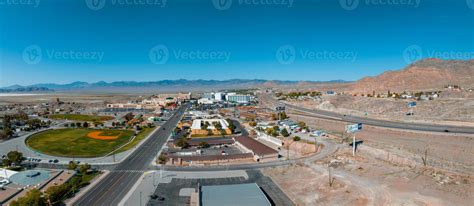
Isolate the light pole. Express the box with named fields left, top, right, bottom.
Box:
left=139, top=191, right=142, bottom=206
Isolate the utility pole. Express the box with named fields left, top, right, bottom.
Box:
left=352, top=132, right=356, bottom=157
left=314, top=137, right=318, bottom=152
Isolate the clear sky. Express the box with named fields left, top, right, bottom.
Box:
left=0, top=0, right=473, bottom=87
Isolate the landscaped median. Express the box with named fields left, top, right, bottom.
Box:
left=25, top=128, right=139, bottom=158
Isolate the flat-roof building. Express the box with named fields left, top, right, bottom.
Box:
left=234, top=136, right=279, bottom=161
left=200, top=183, right=271, bottom=206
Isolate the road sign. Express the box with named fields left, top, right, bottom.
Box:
left=408, top=102, right=417, bottom=107
left=346, top=123, right=362, bottom=133
left=275, top=106, right=285, bottom=111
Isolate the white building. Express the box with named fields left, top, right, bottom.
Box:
left=198, top=98, right=215, bottom=105
left=214, top=92, right=224, bottom=101
left=191, top=119, right=230, bottom=130
left=226, top=94, right=251, bottom=103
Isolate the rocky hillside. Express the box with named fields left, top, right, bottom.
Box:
left=350, top=59, right=474, bottom=93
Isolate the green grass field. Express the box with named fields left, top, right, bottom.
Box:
left=48, top=114, right=114, bottom=122
left=26, top=128, right=134, bottom=157
left=114, top=127, right=155, bottom=153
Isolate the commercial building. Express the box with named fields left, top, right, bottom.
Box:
left=198, top=98, right=215, bottom=105
left=234, top=136, right=279, bottom=162
left=226, top=94, right=251, bottom=103
left=214, top=92, right=224, bottom=101
left=199, top=183, right=271, bottom=206
left=191, top=119, right=232, bottom=136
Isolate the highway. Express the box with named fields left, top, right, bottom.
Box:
left=73, top=104, right=188, bottom=206
left=260, top=94, right=474, bottom=134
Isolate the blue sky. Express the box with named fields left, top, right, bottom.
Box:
left=0, top=0, right=473, bottom=87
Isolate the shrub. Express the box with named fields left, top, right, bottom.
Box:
left=293, top=136, right=301, bottom=141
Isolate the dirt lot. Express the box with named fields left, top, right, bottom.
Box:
left=291, top=113, right=474, bottom=175
left=261, top=111, right=474, bottom=206
left=263, top=146, right=474, bottom=206
left=0, top=93, right=138, bottom=105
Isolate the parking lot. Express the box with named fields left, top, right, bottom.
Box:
left=148, top=170, right=294, bottom=206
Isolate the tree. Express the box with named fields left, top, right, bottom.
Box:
left=293, top=136, right=301, bottom=141
left=272, top=125, right=280, bottom=132
left=158, top=154, right=167, bottom=164
left=45, top=184, right=69, bottom=204
left=68, top=161, right=78, bottom=170
left=249, top=121, right=257, bottom=127
left=3, top=151, right=24, bottom=166
left=220, top=129, right=227, bottom=136
left=10, top=189, right=47, bottom=206
left=75, top=122, right=82, bottom=127
left=199, top=141, right=210, bottom=148
left=297, top=121, right=306, bottom=128
left=278, top=112, right=288, bottom=120
left=226, top=118, right=235, bottom=133
left=280, top=128, right=290, bottom=137
left=201, top=121, right=209, bottom=130
left=175, top=138, right=189, bottom=148
left=79, top=163, right=91, bottom=174
left=82, top=122, right=89, bottom=128
left=0, top=128, right=13, bottom=140
left=213, top=122, right=222, bottom=130
left=207, top=129, right=213, bottom=136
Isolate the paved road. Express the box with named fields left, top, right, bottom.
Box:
left=259, top=94, right=474, bottom=134
left=72, top=104, right=188, bottom=206
left=150, top=135, right=337, bottom=172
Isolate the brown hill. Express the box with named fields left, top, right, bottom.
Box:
left=350, top=59, right=474, bottom=94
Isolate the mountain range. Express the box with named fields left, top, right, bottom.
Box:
left=1, top=79, right=350, bottom=93
left=350, top=59, right=474, bottom=93
left=3, top=59, right=473, bottom=93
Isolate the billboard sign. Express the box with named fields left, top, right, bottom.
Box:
left=408, top=102, right=417, bottom=107
left=346, top=123, right=362, bottom=133
left=275, top=106, right=285, bottom=111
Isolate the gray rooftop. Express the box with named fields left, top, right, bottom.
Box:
left=200, top=183, right=271, bottom=206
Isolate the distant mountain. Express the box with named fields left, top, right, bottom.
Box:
left=350, top=59, right=474, bottom=93
left=0, top=86, right=54, bottom=93
left=2, top=79, right=351, bottom=93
